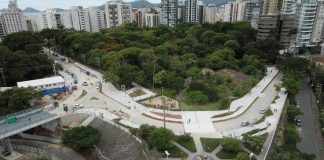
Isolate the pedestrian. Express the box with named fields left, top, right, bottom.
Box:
left=106, top=107, right=108, bottom=110
left=29, top=117, right=31, bottom=122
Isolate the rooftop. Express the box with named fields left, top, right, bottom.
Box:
left=17, top=76, right=64, bottom=88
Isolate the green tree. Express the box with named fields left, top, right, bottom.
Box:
left=221, top=137, right=243, bottom=153
left=287, top=104, right=302, bottom=122
left=282, top=78, right=300, bottom=95
left=62, top=126, right=99, bottom=152
left=185, top=90, right=209, bottom=104
left=284, top=124, right=301, bottom=147
left=103, top=71, right=120, bottom=86
left=148, top=127, right=175, bottom=150
left=234, top=152, right=250, bottom=160
left=138, top=124, right=157, bottom=141
left=2, top=31, right=43, bottom=54
left=224, top=40, right=240, bottom=52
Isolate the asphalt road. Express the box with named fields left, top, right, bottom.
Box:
left=296, top=79, right=322, bottom=160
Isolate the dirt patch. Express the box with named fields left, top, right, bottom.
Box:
left=141, top=96, right=179, bottom=109
left=216, top=69, right=251, bottom=85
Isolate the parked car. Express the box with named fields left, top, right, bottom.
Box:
left=72, top=85, right=77, bottom=90
left=259, top=109, right=267, bottom=114
left=74, top=79, right=78, bottom=84
left=240, top=121, right=250, bottom=127
left=85, top=71, right=90, bottom=75
left=295, top=119, right=302, bottom=126
left=73, top=104, right=84, bottom=109
left=82, top=82, right=88, bottom=86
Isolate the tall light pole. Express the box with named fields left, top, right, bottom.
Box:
left=316, top=83, right=322, bottom=104
left=162, top=87, right=166, bottom=128
left=0, top=68, right=7, bottom=87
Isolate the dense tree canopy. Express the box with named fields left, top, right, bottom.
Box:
left=0, top=87, right=42, bottom=116
left=62, top=126, right=99, bottom=152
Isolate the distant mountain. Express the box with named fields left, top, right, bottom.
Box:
left=0, top=8, right=7, bottom=12
left=203, top=0, right=234, bottom=6
left=54, top=8, right=65, bottom=12
left=23, top=7, right=40, bottom=13
left=131, top=0, right=159, bottom=8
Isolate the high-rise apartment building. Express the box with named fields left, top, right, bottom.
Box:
left=0, top=0, right=27, bottom=35
left=224, top=0, right=247, bottom=22
left=204, top=4, right=224, bottom=23
left=256, top=14, right=280, bottom=39
left=295, top=0, right=317, bottom=47
left=62, top=10, right=73, bottom=29
left=311, top=0, right=324, bottom=43
left=262, top=0, right=283, bottom=15
left=161, top=0, right=178, bottom=26
left=88, top=6, right=106, bottom=32
left=184, top=0, right=202, bottom=23
left=70, top=6, right=91, bottom=32
left=281, top=0, right=297, bottom=14
left=279, top=14, right=297, bottom=49
left=45, top=9, right=63, bottom=29
left=105, top=0, right=132, bottom=28
left=145, top=13, right=160, bottom=27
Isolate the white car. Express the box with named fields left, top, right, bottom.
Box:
left=259, top=109, right=267, bottom=114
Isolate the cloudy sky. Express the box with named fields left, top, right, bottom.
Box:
left=0, top=0, right=159, bottom=10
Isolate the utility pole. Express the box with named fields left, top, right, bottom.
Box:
left=53, top=63, right=57, bottom=75
left=316, top=83, right=323, bottom=104
left=96, top=57, right=101, bottom=70
left=81, top=54, right=86, bottom=64
left=162, top=87, right=166, bottom=128
left=153, top=63, right=155, bottom=89
left=0, top=68, right=7, bottom=87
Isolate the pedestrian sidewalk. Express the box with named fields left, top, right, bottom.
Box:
left=211, top=67, right=278, bottom=122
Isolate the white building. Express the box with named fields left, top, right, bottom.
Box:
left=45, top=9, right=63, bottom=29
left=295, top=0, right=318, bottom=47
left=62, top=10, right=73, bottom=29
left=0, top=0, right=27, bottom=35
left=105, top=0, right=132, bottom=28
left=311, top=0, right=324, bottom=43
left=281, top=0, right=297, bottom=14
left=161, top=0, right=178, bottom=26
left=205, top=4, right=224, bottom=23
left=224, top=0, right=248, bottom=22
left=184, top=0, right=199, bottom=23
left=70, top=6, right=91, bottom=32
left=88, top=6, right=106, bottom=32
left=145, top=13, right=160, bottom=27
left=17, top=76, right=66, bottom=95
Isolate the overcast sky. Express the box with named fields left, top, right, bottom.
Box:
left=0, top=0, right=160, bottom=10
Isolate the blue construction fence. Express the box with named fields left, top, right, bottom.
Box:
left=40, top=86, right=67, bottom=95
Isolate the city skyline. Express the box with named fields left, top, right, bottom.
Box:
left=0, top=0, right=160, bottom=11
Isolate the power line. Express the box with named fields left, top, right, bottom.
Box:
left=0, top=68, right=7, bottom=87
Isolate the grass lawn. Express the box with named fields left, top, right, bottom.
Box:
left=179, top=102, right=223, bottom=111
left=200, top=138, right=222, bottom=152
left=167, top=144, right=188, bottom=158
left=216, top=149, right=238, bottom=159
left=76, top=90, right=87, bottom=101
left=151, top=88, right=178, bottom=99
left=255, top=109, right=273, bottom=124
left=129, top=89, right=146, bottom=97
left=175, top=136, right=197, bottom=152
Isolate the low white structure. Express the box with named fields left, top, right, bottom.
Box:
left=17, top=76, right=66, bottom=95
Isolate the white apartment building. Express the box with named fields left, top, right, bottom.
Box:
left=295, top=0, right=317, bottom=47
left=281, top=0, right=297, bottom=14
left=145, top=13, right=160, bottom=27
left=205, top=4, right=224, bottom=23
left=105, top=0, right=132, bottom=28
left=0, top=0, right=27, bottom=35
left=45, top=8, right=63, bottom=29
left=88, top=6, right=106, bottom=32
left=311, top=0, right=324, bottom=43
left=70, top=6, right=91, bottom=32
left=161, top=0, right=178, bottom=26
left=224, top=1, right=245, bottom=22
left=62, top=10, right=73, bottom=29
left=184, top=0, right=199, bottom=23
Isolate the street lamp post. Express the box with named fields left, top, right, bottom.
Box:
left=165, top=150, right=170, bottom=160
